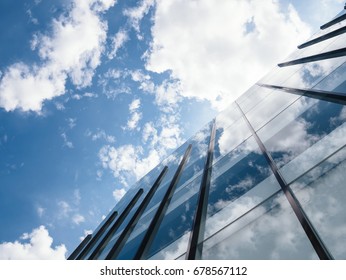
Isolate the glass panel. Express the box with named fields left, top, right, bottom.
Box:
left=259, top=32, right=346, bottom=90
left=83, top=164, right=163, bottom=259
left=144, top=175, right=202, bottom=259
left=313, top=61, right=346, bottom=94
left=93, top=143, right=191, bottom=259
left=202, top=191, right=318, bottom=259
left=300, top=17, right=346, bottom=48
left=113, top=123, right=212, bottom=259
left=206, top=136, right=280, bottom=236
left=244, top=87, right=301, bottom=132
left=213, top=113, right=251, bottom=163
left=289, top=146, right=346, bottom=259
left=236, top=85, right=276, bottom=115
left=215, top=102, right=242, bottom=131
left=257, top=94, right=346, bottom=184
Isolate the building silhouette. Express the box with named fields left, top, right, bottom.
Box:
left=69, top=6, right=346, bottom=260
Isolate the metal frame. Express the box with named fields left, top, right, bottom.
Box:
left=105, top=166, right=168, bottom=259
left=74, top=211, right=118, bottom=259
left=67, top=234, right=92, bottom=260
left=186, top=121, right=216, bottom=260
left=320, top=13, right=346, bottom=30
left=278, top=47, right=346, bottom=67
left=298, top=25, right=346, bottom=49
left=235, top=101, right=333, bottom=260
left=88, top=188, right=143, bottom=259
left=257, top=83, right=346, bottom=105
left=134, top=144, right=193, bottom=259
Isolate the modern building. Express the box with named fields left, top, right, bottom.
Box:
left=69, top=6, right=346, bottom=260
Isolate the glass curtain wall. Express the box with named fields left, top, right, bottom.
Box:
left=70, top=8, right=346, bottom=260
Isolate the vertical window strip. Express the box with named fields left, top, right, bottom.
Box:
left=88, top=189, right=144, bottom=260
left=235, top=101, right=333, bottom=260
left=134, top=144, right=193, bottom=260
left=105, top=166, right=168, bottom=260
left=186, top=120, right=216, bottom=260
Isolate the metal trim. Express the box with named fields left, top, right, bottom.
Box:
left=257, top=83, right=346, bottom=105
left=75, top=211, right=118, bottom=259
left=320, top=13, right=346, bottom=30
left=235, top=101, right=333, bottom=260
left=186, top=120, right=216, bottom=260
left=134, top=144, right=193, bottom=260
left=67, top=234, right=92, bottom=260
left=105, top=166, right=169, bottom=260
left=278, top=47, right=346, bottom=67
left=88, top=188, right=144, bottom=259
left=298, top=25, right=346, bottom=49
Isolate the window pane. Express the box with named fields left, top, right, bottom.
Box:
left=206, top=136, right=280, bottom=238
left=289, top=146, right=346, bottom=259
left=202, top=191, right=318, bottom=259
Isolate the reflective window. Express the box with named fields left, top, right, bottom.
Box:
left=313, top=61, right=346, bottom=94
left=114, top=123, right=212, bottom=259
left=243, top=87, right=301, bottom=132
left=205, top=136, right=280, bottom=238
left=258, top=94, right=346, bottom=184
left=202, top=191, right=318, bottom=259
left=144, top=175, right=202, bottom=259
left=289, top=146, right=346, bottom=259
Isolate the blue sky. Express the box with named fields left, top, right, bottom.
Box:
left=0, top=0, right=344, bottom=259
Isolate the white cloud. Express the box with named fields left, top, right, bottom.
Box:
left=93, top=0, right=117, bottom=12
left=67, top=118, right=77, bottom=129
left=80, top=229, right=93, bottom=241
left=113, top=188, right=127, bottom=202
left=99, top=144, right=161, bottom=185
left=61, top=132, right=74, bottom=149
left=74, top=189, right=81, bottom=205
left=72, top=92, right=98, bottom=100
left=57, top=201, right=72, bottom=218
left=36, top=206, right=45, bottom=218
left=124, top=98, right=142, bottom=131
left=0, top=0, right=115, bottom=112
left=99, top=109, right=183, bottom=187
left=129, top=98, right=141, bottom=112
left=146, top=0, right=311, bottom=110
left=154, top=80, right=182, bottom=112
left=123, top=0, right=155, bottom=33
left=108, top=29, right=128, bottom=59
left=87, top=129, right=116, bottom=143
left=72, top=214, right=85, bottom=225
left=0, top=226, right=67, bottom=260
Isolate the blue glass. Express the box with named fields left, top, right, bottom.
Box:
left=206, top=136, right=280, bottom=239
left=258, top=95, right=346, bottom=183
left=145, top=175, right=202, bottom=259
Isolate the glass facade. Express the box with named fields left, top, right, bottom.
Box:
left=69, top=8, right=346, bottom=260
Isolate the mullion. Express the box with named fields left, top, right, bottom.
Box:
left=88, top=188, right=143, bottom=259
left=235, top=101, right=333, bottom=260
left=320, top=13, right=346, bottom=30
left=186, top=120, right=216, bottom=260
left=278, top=47, right=346, bottom=67
left=75, top=211, right=118, bottom=259
left=257, top=83, right=346, bottom=105
left=134, top=144, right=193, bottom=260
left=105, top=166, right=168, bottom=260
left=298, top=25, right=346, bottom=49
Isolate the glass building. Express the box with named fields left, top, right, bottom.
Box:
left=69, top=7, right=346, bottom=260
